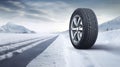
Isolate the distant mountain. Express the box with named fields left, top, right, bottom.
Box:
left=0, top=22, right=35, bottom=33
left=99, top=16, right=120, bottom=32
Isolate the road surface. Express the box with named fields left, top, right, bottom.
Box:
left=0, top=35, right=57, bottom=67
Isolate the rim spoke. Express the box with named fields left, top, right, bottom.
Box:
left=77, top=17, right=82, bottom=26
left=73, top=18, right=77, bottom=26
left=78, top=31, right=82, bottom=38
left=77, top=32, right=80, bottom=41
left=71, top=27, right=77, bottom=31
left=73, top=31, right=77, bottom=39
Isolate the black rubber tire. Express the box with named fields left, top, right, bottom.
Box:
left=69, top=8, right=98, bottom=49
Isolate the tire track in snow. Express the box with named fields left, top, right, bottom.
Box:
left=0, top=37, right=40, bottom=47
left=0, top=35, right=57, bottom=61
left=0, top=36, right=58, bottom=67
left=0, top=38, right=42, bottom=55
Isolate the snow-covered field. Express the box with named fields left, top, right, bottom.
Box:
left=27, top=29, right=120, bottom=67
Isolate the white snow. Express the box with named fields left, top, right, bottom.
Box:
left=99, top=16, right=120, bottom=32
left=27, top=29, right=120, bottom=67
left=0, top=33, right=57, bottom=61
left=27, top=34, right=67, bottom=67
left=0, top=33, right=45, bottom=45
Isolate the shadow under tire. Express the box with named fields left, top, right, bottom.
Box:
left=69, top=8, right=98, bottom=49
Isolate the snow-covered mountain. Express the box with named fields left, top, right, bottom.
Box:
left=0, top=23, right=35, bottom=33
left=99, top=16, right=120, bottom=31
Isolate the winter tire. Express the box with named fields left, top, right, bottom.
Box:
left=69, top=8, right=98, bottom=49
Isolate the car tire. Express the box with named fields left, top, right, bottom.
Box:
left=69, top=8, right=98, bottom=49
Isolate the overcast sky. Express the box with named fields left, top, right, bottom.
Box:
left=0, top=0, right=120, bottom=33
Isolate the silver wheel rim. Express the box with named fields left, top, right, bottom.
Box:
left=70, top=15, right=83, bottom=45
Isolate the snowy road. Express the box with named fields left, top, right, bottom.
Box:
left=0, top=33, right=57, bottom=67
left=0, top=30, right=120, bottom=67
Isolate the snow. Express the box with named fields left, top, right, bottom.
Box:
left=0, top=21, right=120, bottom=67
left=99, top=16, right=120, bottom=32
left=0, top=22, right=35, bottom=33
left=0, top=33, right=49, bottom=45
left=27, top=34, right=67, bottom=67
left=0, top=33, right=57, bottom=61
left=27, top=29, right=120, bottom=67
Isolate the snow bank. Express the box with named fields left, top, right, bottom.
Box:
left=99, top=16, right=120, bottom=32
